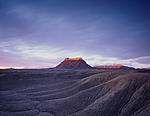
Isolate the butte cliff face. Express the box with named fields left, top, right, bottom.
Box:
left=55, top=57, right=92, bottom=69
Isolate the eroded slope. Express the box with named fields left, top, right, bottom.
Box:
left=0, top=70, right=149, bottom=116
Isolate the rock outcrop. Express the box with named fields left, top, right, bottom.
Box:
left=93, top=64, right=134, bottom=69
left=55, top=57, right=92, bottom=69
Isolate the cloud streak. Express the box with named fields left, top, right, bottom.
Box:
left=0, top=39, right=150, bottom=68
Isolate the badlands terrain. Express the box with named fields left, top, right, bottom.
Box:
left=0, top=69, right=150, bottom=116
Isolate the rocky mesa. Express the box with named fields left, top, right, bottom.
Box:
left=93, top=64, right=134, bottom=69
left=55, top=57, right=92, bottom=69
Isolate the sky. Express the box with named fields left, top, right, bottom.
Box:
left=0, top=0, right=150, bottom=69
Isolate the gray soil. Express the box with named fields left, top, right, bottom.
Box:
left=0, top=69, right=150, bottom=116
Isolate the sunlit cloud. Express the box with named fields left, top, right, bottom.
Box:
left=84, top=55, right=150, bottom=68
left=0, top=39, right=150, bottom=68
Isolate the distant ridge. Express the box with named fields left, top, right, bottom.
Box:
left=93, top=64, right=134, bottom=69
left=55, top=57, right=135, bottom=70
left=55, top=57, right=92, bottom=69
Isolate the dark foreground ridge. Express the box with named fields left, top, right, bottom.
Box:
left=0, top=69, right=150, bottom=116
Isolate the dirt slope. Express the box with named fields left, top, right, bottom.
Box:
left=0, top=70, right=149, bottom=116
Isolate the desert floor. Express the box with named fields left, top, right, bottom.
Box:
left=0, top=69, right=150, bottom=116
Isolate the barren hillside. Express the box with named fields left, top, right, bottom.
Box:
left=0, top=69, right=150, bottom=116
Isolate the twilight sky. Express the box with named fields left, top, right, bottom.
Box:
left=0, top=0, right=150, bottom=69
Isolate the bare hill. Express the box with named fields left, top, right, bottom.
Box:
left=55, top=58, right=92, bottom=69
left=0, top=69, right=150, bottom=116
